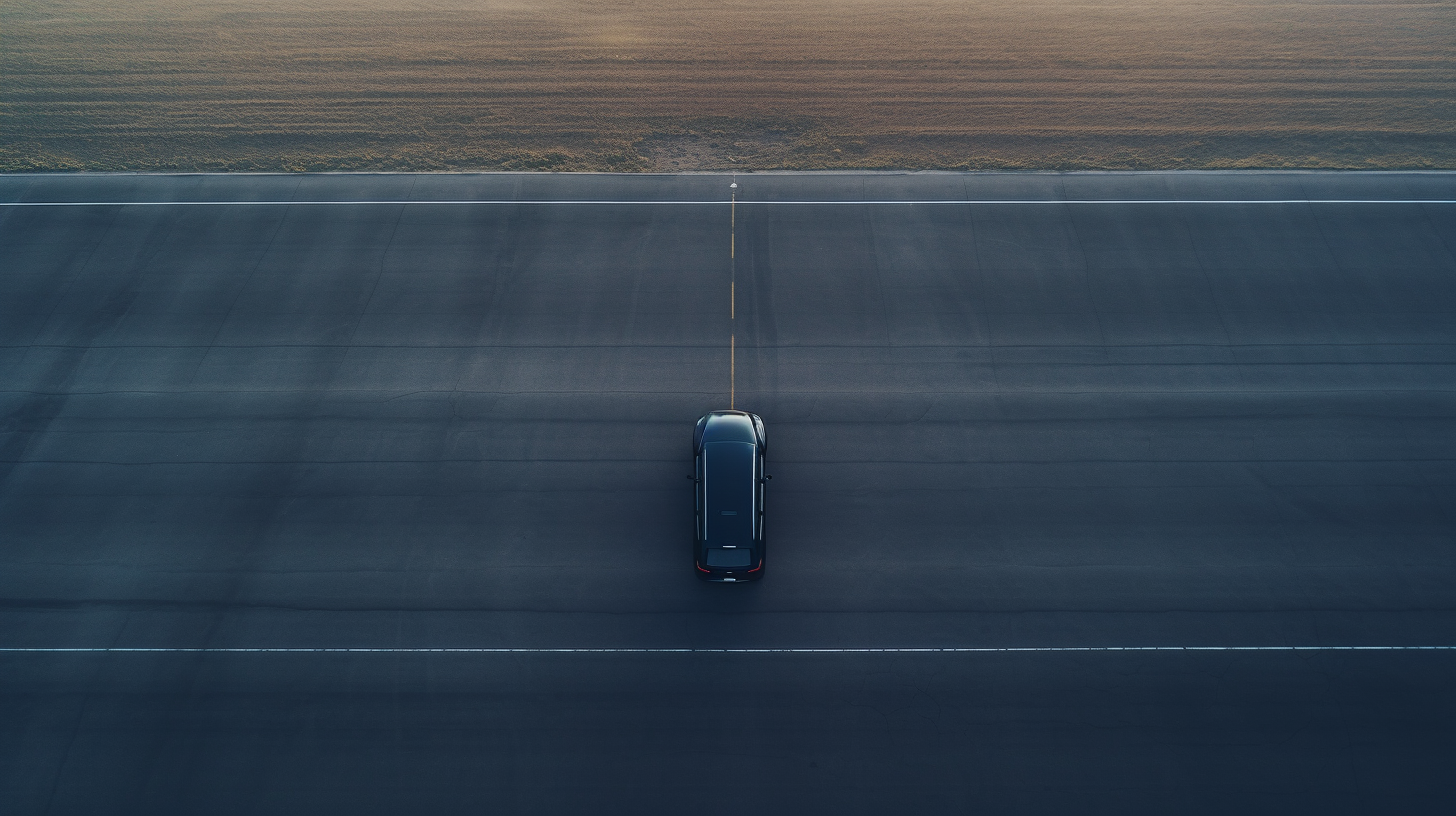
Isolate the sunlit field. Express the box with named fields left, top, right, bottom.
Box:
left=3, top=0, right=1454, bottom=171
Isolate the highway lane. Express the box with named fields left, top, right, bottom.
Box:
left=2, top=171, right=1455, bottom=813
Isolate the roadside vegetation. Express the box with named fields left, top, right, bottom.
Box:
left=3, top=0, right=1454, bottom=172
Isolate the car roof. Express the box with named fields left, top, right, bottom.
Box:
left=703, top=440, right=755, bottom=545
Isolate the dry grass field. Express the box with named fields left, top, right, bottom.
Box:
left=3, top=0, right=1455, bottom=171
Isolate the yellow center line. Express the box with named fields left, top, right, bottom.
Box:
left=730, top=181, right=736, bottom=409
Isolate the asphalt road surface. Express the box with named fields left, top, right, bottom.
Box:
left=2, top=172, right=1455, bottom=814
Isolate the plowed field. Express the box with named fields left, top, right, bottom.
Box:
left=3, top=0, right=1454, bottom=171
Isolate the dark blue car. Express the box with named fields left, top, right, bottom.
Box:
left=691, top=411, right=769, bottom=581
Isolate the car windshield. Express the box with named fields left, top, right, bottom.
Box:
left=704, top=441, right=754, bottom=545
left=704, top=413, right=757, bottom=444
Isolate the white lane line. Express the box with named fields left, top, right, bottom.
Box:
left=730, top=179, right=737, bottom=408
left=1, top=646, right=1452, bottom=654
left=2, top=199, right=1455, bottom=207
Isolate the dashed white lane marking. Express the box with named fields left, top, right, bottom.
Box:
left=1, top=646, right=1452, bottom=654
left=2, top=199, right=1455, bottom=207
left=729, top=182, right=736, bottom=409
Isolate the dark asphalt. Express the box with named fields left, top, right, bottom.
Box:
left=2, top=171, right=1455, bottom=813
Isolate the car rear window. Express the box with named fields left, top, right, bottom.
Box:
left=705, top=548, right=752, bottom=568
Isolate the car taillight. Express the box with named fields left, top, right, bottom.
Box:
left=696, top=564, right=710, bottom=573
